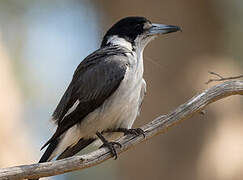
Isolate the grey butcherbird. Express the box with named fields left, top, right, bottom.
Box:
left=36, top=16, right=181, bottom=169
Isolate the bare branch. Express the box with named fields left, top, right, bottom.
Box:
left=206, top=71, right=243, bottom=84
left=0, top=80, right=243, bottom=180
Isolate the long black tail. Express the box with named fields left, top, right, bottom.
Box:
left=56, top=138, right=95, bottom=160
left=39, top=138, right=60, bottom=163
left=29, top=138, right=94, bottom=180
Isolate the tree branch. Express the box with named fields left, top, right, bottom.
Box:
left=1, top=80, right=243, bottom=180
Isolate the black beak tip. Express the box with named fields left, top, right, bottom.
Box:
left=163, top=25, right=182, bottom=34
left=172, top=25, right=182, bottom=33
left=149, top=24, right=182, bottom=35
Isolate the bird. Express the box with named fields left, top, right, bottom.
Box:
left=34, top=16, right=181, bottom=171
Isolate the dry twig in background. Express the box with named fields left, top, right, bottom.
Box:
left=0, top=80, right=243, bottom=180
left=206, top=71, right=243, bottom=84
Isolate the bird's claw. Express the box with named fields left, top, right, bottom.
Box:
left=99, top=141, right=122, bottom=160
left=123, top=128, right=146, bottom=138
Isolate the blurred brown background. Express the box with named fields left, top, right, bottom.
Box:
left=0, top=0, right=243, bottom=180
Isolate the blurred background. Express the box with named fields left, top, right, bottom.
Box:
left=0, top=0, right=243, bottom=180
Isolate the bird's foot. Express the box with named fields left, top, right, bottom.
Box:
left=117, top=128, right=146, bottom=138
left=96, top=132, right=121, bottom=160
left=99, top=141, right=121, bottom=160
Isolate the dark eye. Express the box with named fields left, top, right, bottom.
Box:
left=135, top=24, right=143, bottom=30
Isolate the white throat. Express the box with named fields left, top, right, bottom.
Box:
left=107, top=35, right=133, bottom=51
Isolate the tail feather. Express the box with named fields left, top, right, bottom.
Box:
left=40, top=132, right=58, bottom=150
left=57, top=138, right=95, bottom=160
left=39, top=138, right=59, bottom=163
left=29, top=138, right=94, bottom=180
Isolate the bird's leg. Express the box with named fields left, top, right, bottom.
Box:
left=107, top=128, right=146, bottom=138
left=96, top=132, right=121, bottom=160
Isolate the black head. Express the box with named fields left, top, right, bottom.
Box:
left=101, top=16, right=181, bottom=48
left=101, top=17, right=152, bottom=47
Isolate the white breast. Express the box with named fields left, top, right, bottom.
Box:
left=55, top=40, right=146, bottom=152
left=76, top=49, right=145, bottom=138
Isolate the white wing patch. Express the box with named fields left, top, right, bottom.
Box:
left=62, top=100, right=80, bottom=120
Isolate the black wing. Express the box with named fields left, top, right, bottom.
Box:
left=41, top=46, right=128, bottom=149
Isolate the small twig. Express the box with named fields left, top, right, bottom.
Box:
left=0, top=80, right=243, bottom=180
left=199, top=109, right=206, bottom=115
left=206, top=71, right=243, bottom=84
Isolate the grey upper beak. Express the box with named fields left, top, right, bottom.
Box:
left=148, top=24, right=181, bottom=35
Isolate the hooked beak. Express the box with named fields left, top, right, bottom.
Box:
left=148, top=24, right=181, bottom=35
